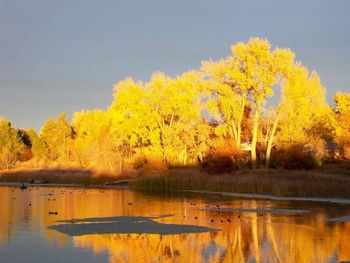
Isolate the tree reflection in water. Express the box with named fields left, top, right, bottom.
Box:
left=0, top=186, right=350, bottom=262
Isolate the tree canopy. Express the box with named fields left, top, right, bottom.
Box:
left=1, top=37, right=348, bottom=173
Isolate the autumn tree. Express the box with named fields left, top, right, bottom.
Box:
left=334, top=92, right=350, bottom=159
left=229, top=38, right=278, bottom=169
left=73, top=109, right=123, bottom=173
left=40, top=113, right=73, bottom=163
left=27, top=129, right=48, bottom=162
left=203, top=39, right=296, bottom=169
left=0, top=118, right=23, bottom=169
left=201, top=58, right=248, bottom=148
left=277, top=66, right=329, bottom=144
left=264, top=48, right=295, bottom=168
left=109, top=71, right=210, bottom=166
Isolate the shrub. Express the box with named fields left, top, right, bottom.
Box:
left=275, top=143, right=322, bottom=170
left=343, top=144, right=350, bottom=160
left=201, top=139, right=248, bottom=174
left=141, top=155, right=168, bottom=174
left=132, top=154, right=147, bottom=169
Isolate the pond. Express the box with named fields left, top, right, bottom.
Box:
left=0, top=185, right=350, bottom=263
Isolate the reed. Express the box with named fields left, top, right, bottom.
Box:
left=0, top=168, right=122, bottom=185
left=130, top=163, right=350, bottom=198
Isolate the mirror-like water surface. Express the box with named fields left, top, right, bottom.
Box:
left=1, top=185, right=350, bottom=263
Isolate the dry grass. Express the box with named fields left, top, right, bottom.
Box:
left=2, top=163, right=350, bottom=198
left=0, top=168, right=137, bottom=185
left=131, top=162, right=350, bottom=198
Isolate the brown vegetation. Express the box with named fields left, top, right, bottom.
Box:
left=131, top=162, right=350, bottom=198
left=0, top=168, right=137, bottom=185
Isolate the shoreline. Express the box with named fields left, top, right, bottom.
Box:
left=130, top=164, right=350, bottom=199
left=2, top=181, right=350, bottom=206
left=182, top=190, right=350, bottom=205
left=0, top=181, right=129, bottom=189
left=1, top=163, right=350, bottom=199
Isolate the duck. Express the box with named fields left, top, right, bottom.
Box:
left=48, top=211, right=58, bottom=215
left=19, top=183, right=27, bottom=190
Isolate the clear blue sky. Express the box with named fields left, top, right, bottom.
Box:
left=0, top=0, right=349, bottom=130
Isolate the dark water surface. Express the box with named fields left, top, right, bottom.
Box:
left=0, top=185, right=350, bottom=263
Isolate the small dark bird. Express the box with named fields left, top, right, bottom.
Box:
left=29, top=203, right=31, bottom=206
left=211, top=219, right=214, bottom=222
left=128, top=202, right=133, bottom=205
left=227, top=219, right=231, bottom=223
left=194, top=216, right=198, bottom=219
left=238, top=215, right=241, bottom=219
left=19, top=183, right=27, bottom=190
left=220, top=220, right=223, bottom=223
left=48, top=211, right=58, bottom=215
left=183, top=215, right=186, bottom=218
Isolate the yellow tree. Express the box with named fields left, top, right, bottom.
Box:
left=109, top=77, right=155, bottom=158
left=0, top=118, right=23, bottom=169
left=73, top=109, right=123, bottom=173
left=264, top=48, right=295, bottom=168
left=109, top=71, right=209, bottom=166
left=277, top=66, right=328, bottom=145
left=275, top=65, right=330, bottom=168
left=334, top=92, right=350, bottom=159
left=27, top=128, right=48, bottom=162
left=201, top=58, right=247, bottom=147
left=145, top=71, right=208, bottom=164
left=231, top=38, right=276, bottom=169
left=40, top=113, right=73, bottom=163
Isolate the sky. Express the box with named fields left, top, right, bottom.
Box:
left=0, top=0, right=349, bottom=130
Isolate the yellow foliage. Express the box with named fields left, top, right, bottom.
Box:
left=334, top=92, right=350, bottom=158
left=1, top=37, right=342, bottom=172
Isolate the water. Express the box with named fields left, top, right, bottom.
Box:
left=0, top=186, right=350, bottom=263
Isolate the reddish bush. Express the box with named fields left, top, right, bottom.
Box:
left=201, top=139, right=248, bottom=174
left=275, top=143, right=321, bottom=170
left=141, top=155, right=168, bottom=174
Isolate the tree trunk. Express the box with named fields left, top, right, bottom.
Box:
left=266, top=112, right=279, bottom=169
left=182, top=147, right=187, bottom=166
left=237, top=125, right=241, bottom=148
left=251, top=103, right=261, bottom=169
left=236, top=98, right=245, bottom=148
left=116, top=149, right=122, bottom=176
left=232, top=121, right=238, bottom=145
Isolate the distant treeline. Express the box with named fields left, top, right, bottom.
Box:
left=1, top=38, right=349, bottom=174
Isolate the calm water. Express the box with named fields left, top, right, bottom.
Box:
left=0, top=186, right=350, bottom=263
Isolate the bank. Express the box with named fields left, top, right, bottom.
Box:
left=1, top=162, right=350, bottom=199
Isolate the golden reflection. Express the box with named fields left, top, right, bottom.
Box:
left=1, top=186, right=350, bottom=262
